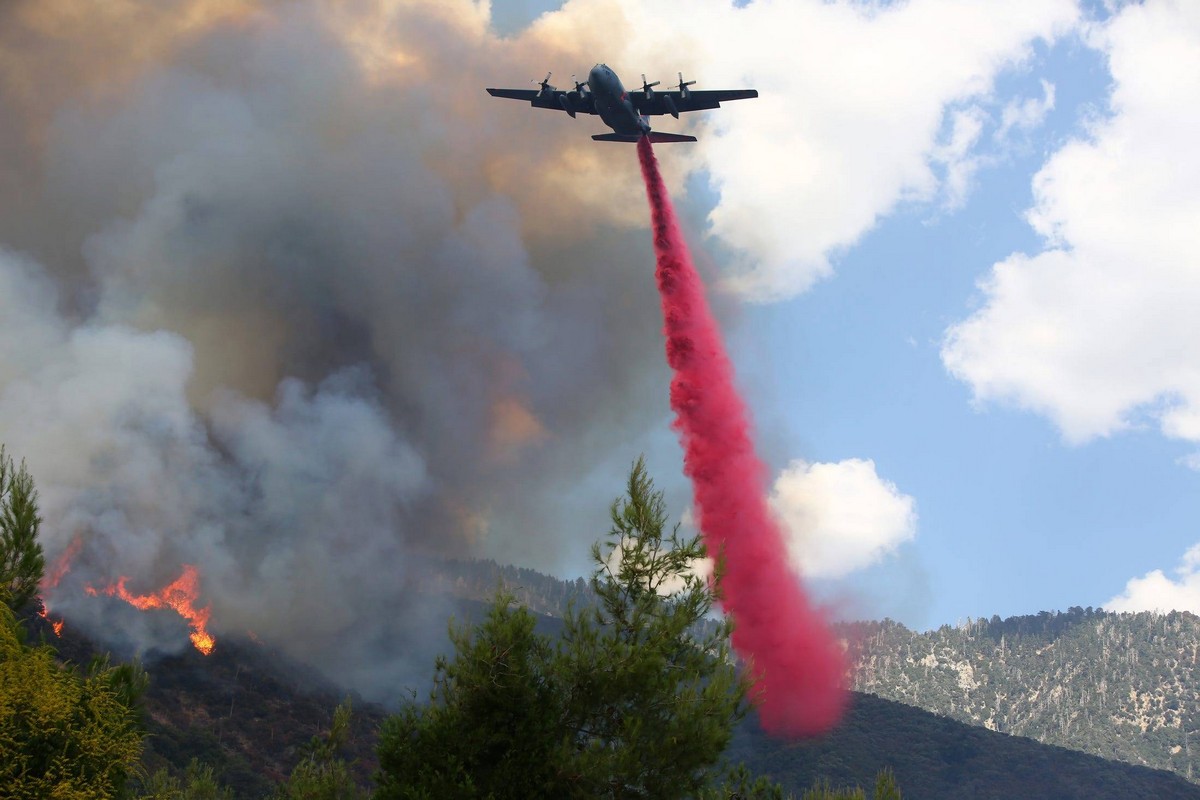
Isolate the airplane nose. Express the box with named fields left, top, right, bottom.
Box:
left=589, top=66, right=604, bottom=83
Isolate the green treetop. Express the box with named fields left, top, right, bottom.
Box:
left=375, top=458, right=758, bottom=799
left=0, top=445, right=45, bottom=614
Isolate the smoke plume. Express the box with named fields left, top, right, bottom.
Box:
left=0, top=0, right=687, bottom=698
left=637, top=138, right=845, bottom=735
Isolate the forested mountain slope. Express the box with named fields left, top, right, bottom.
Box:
left=846, top=608, right=1200, bottom=783
left=33, top=608, right=1200, bottom=800
left=731, top=692, right=1200, bottom=800
left=34, top=561, right=1200, bottom=796
left=434, top=561, right=1200, bottom=785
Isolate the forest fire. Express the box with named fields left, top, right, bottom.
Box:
left=36, top=538, right=83, bottom=638
left=37, top=602, right=64, bottom=637
left=43, top=535, right=83, bottom=589
left=86, top=565, right=216, bottom=655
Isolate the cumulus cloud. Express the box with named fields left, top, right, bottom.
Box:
left=1106, top=544, right=1200, bottom=614
left=770, top=458, right=917, bottom=579
left=942, top=1, right=1200, bottom=445
left=1178, top=453, right=1200, bottom=471
left=588, top=0, right=1079, bottom=299
left=932, top=105, right=989, bottom=210
left=996, top=79, right=1056, bottom=142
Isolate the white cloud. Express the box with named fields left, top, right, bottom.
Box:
left=770, top=458, right=917, bottom=579
left=996, top=79, right=1056, bottom=142
left=932, top=105, right=989, bottom=210
left=1106, top=544, right=1200, bottom=614
left=1178, top=452, right=1200, bottom=471
left=943, top=1, right=1200, bottom=445
left=527, top=0, right=1078, bottom=300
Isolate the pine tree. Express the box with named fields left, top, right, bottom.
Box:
left=0, top=445, right=45, bottom=614
left=137, top=759, right=236, bottom=800
left=375, top=458, right=767, bottom=799
left=872, top=768, right=901, bottom=800
left=274, top=700, right=365, bottom=799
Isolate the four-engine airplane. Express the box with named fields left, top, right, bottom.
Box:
left=486, top=64, right=757, bottom=143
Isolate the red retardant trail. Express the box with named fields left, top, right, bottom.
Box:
left=637, top=137, right=846, bottom=735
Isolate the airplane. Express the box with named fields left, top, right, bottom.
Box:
left=486, top=63, right=757, bottom=143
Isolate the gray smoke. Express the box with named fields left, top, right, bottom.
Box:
left=0, top=0, right=685, bottom=699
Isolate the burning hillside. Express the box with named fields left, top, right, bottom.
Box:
left=87, top=565, right=216, bottom=655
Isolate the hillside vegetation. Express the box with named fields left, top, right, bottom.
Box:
left=8, top=438, right=1197, bottom=796
left=436, top=563, right=1200, bottom=785
left=847, top=607, right=1200, bottom=783
left=730, top=692, right=1200, bottom=800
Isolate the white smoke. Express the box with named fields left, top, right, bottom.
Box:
left=0, top=0, right=693, bottom=699
left=1, top=246, right=432, bottom=680
left=0, top=0, right=1054, bottom=696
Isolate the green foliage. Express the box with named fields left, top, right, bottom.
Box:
left=792, top=770, right=897, bottom=800
left=729, top=689, right=1196, bottom=800
left=273, top=699, right=365, bottom=800
left=0, top=443, right=149, bottom=798
left=376, top=598, right=557, bottom=798
left=0, top=445, right=45, bottom=614
left=801, top=780, right=864, bottom=800
left=560, top=458, right=751, bottom=797
left=872, top=768, right=901, bottom=800
left=699, top=763, right=787, bottom=799
left=698, top=767, right=899, bottom=800
left=0, top=603, right=144, bottom=798
left=137, top=759, right=235, bottom=799
left=376, top=458, right=758, bottom=799
left=89, top=654, right=150, bottom=724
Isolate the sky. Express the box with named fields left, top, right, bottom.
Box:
left=0, top=0, right=1198, bottom=685
left=496, top=0, right=1200, bottom=629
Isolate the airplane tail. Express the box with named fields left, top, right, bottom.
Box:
left=592, top=132, right=697, bottom=143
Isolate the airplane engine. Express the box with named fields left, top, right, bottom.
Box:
left=675, top=73, right=696, bottom=99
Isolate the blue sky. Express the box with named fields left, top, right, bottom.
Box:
left=736, top=32, right=1149, bottom=625
left=487, top=0, right=1200, bottom=630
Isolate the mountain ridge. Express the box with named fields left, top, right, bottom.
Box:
left=29, top=567, right=1200, bottom=798
left=846, top=606, right=1200, bottom=782
left=415, top=559, right=1200, bottom=784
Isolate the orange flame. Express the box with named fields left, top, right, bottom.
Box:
left=42, top=535, right=84, bottom=590
left=86, top=565, right=216, bottom=655
left=36, top=601, right=64, bottom=637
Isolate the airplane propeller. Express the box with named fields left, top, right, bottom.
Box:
left=532, top=72, right=556, bottom=95
left=675, top=73, right=696, bottom=98
left=571, top=74, right=590, bottom=94
left=641, top=73, right=660, bottom=98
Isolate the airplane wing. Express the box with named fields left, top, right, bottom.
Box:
left=486, top=88, right=597, bottom=116
left=631, top=89, right=758, bottom=116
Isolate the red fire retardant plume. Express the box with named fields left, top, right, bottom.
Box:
left=637, top=137, right=846, bottom=735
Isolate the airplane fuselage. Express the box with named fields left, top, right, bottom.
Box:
left=486, top=64, right=756, bottom=143
left=588, top=64, right=650, bottom=137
